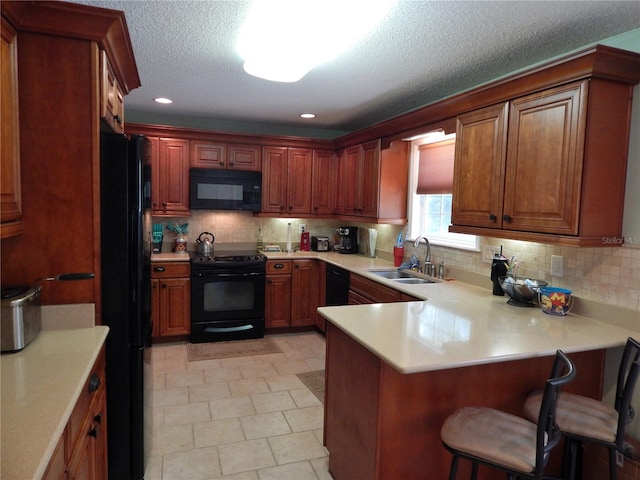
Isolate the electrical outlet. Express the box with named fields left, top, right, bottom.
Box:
left=551, top=255, right=564, bottom=277
left=299, top=224, right=306, bottom=234
left=482, top=246, right=496, bottom=263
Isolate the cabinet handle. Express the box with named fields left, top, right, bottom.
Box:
left=88, top=425, right=99, bottom=438
left=113, top=114, right=122, bottom=124
left=88, top=374, right=100, bottom=394
left=274, top=263, right=285, bottom=269
left=503, top=214, right=512, bottom=222
left=94, top=413, right=103, bottom=424
left=153, top=266, right=166, bottom=272
left=229, top=162, right=234, bottom=166
left=489, top=214, right=497, bottom=221
left=288, top=206, right=293, bottom=211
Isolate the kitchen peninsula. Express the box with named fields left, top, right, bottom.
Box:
left=260, top=251, right=637, bottom=480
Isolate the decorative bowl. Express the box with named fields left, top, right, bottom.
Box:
left=498, top=276, right=548, bottom=307
left=538, top=287, right=574, bottom=315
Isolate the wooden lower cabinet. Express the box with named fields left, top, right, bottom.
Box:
left=151, top=262, right=191, bottom=338
left=348, top=273, right=405, bottom=304
left=43, top=347, right=107, bottom=480
left=324, top=323, right=605, bottom=480
left=266, top=259, right=319, bottom=329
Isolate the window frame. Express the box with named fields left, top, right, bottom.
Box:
left=407, top=134, right=479, bottom=251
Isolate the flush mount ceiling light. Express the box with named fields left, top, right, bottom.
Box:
left=154, top=97, right=173, bottom=104
left=237, top=0, right=396, bottom=83
left=300, top=113, right=316, bottom=119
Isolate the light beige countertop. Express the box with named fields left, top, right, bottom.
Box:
left=267, top=252, right=639, bottom=375
left=1, top=326, right=109, bottom=480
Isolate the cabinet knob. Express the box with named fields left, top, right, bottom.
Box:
left=503, top=214, right=512, bottom=222
left=88, top=374, right=100, bottom=394
left=489, top=214, right=497, bottom=221
left=113, top=114, right=122, bottom=124
left=94, top=413, right=103, bottom=424
left=88, top=426, right=99, bottom=438
left=153, top=266, right=166, bottom=272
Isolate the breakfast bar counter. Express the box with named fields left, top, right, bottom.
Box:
left=318, top=282, right=637, bottom=480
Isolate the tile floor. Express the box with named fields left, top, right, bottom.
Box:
left=144, top=332, right=333, bottom=479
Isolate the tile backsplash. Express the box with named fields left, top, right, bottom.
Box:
left=155, top=211, right=640, bottom=312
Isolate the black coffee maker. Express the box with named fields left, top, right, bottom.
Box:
left=336, top=227, right=358, bottom=254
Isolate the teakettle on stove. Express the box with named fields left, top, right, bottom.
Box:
left=196, top=232, right=215, bottom=256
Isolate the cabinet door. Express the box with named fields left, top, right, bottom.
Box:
left=287, top=148, right=312, bottom=214
left=100, top=51, right=124, bottom=134
left=0, top=18, right=23, bottom=238
left=312, top=150, right=338, bottom=215
left=357, top=140, right=381, bottom=217
left=291, top=259, right=319, bottom=327
left=151, top=278, right=160, bottom=338
left=158, top=278, right=190, bottom=336
left=265, top=274, right=292, bottom=328
left=190, top=141, right=226, bottom=168
left=452, top=103, right=508, bottom=228
left=228, top=144, right=261, bottom=171
left=261, top=147, right=288, bottom=213
left=156, top=138, right=190, bottom=215
left=337, top=146, right=360, bottom=215
left=503, top=82, right=586, bottom=234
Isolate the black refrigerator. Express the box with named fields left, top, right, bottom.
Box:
left=100, top=132, right=152, bottom=480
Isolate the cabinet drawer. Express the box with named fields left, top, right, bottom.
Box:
left=151, top=262, right=190, bottom=278
left=267, top=260, right=292, bottom=275
left=350, top=274, right=402, bottom=303
left=68, top=346, right=106, bottom=455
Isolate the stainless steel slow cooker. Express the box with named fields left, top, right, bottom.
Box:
left=1, top=285, right=42, bottom=353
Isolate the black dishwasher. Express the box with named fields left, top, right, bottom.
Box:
left=325, top=264, right=350, bottom=306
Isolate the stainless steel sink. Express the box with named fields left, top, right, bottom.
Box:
left=368, top=269, right=437, bottom=284
left=368, top=269, right=415, bottom=279
left=392, top=278, right=436, bottom=284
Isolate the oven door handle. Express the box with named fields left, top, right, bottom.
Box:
left=193, top=272, right=265, bottom=278
left=203, top=325, right=254, bottom=333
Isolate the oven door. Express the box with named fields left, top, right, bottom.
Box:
left=190, top=269, right=265, bottom=342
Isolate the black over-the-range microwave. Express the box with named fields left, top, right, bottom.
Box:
left=189, top=168, right=262, bottom=211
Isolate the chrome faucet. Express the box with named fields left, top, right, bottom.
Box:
left=413, top=235, right=431, bottom=273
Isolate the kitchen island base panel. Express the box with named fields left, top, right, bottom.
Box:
left=324, top=322, right=605, bottom=480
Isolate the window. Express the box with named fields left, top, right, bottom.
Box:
left=408, top=133, right=478, bottom=250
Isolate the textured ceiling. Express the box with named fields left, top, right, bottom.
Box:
left=71, top=1, right=639, bottom=136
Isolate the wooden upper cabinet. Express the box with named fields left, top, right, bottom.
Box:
left=100, top=50, right=125, bottom=133
left=337, top=139, right=409, bottom=224
left=191, top=141, right=226, bottom=168
left=261, top=146, right=312, bottom=215
left=0, top=17, right=23, bottom=238
left=312, top=149, right=338, bottom=215
left=337, top=146, right=360, bottom=215
left=452, top=102, right=508, bottom=229
left=358, top=139, right=381, bottom=218
left=190, top=141, right=261, bottom=171
left=287, top=148, right=312, bottom=214
left=503, top=82, right=586, bottom=234
left=261, top=146, right=288, bottom=213
left=451, top=79, right=632, bottom=245
left=154, top=138, right=190, bottom=216
left=229, top=144, right=261, bottom=171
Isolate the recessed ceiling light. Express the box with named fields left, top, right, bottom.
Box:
left=300, top=113, right=316, bottom=119
left=154, top=97, right=173, bottom=104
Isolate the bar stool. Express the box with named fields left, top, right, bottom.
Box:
left=524, top=337, right=640, bottom=480
left=441, top=350, right=575, bottom=480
